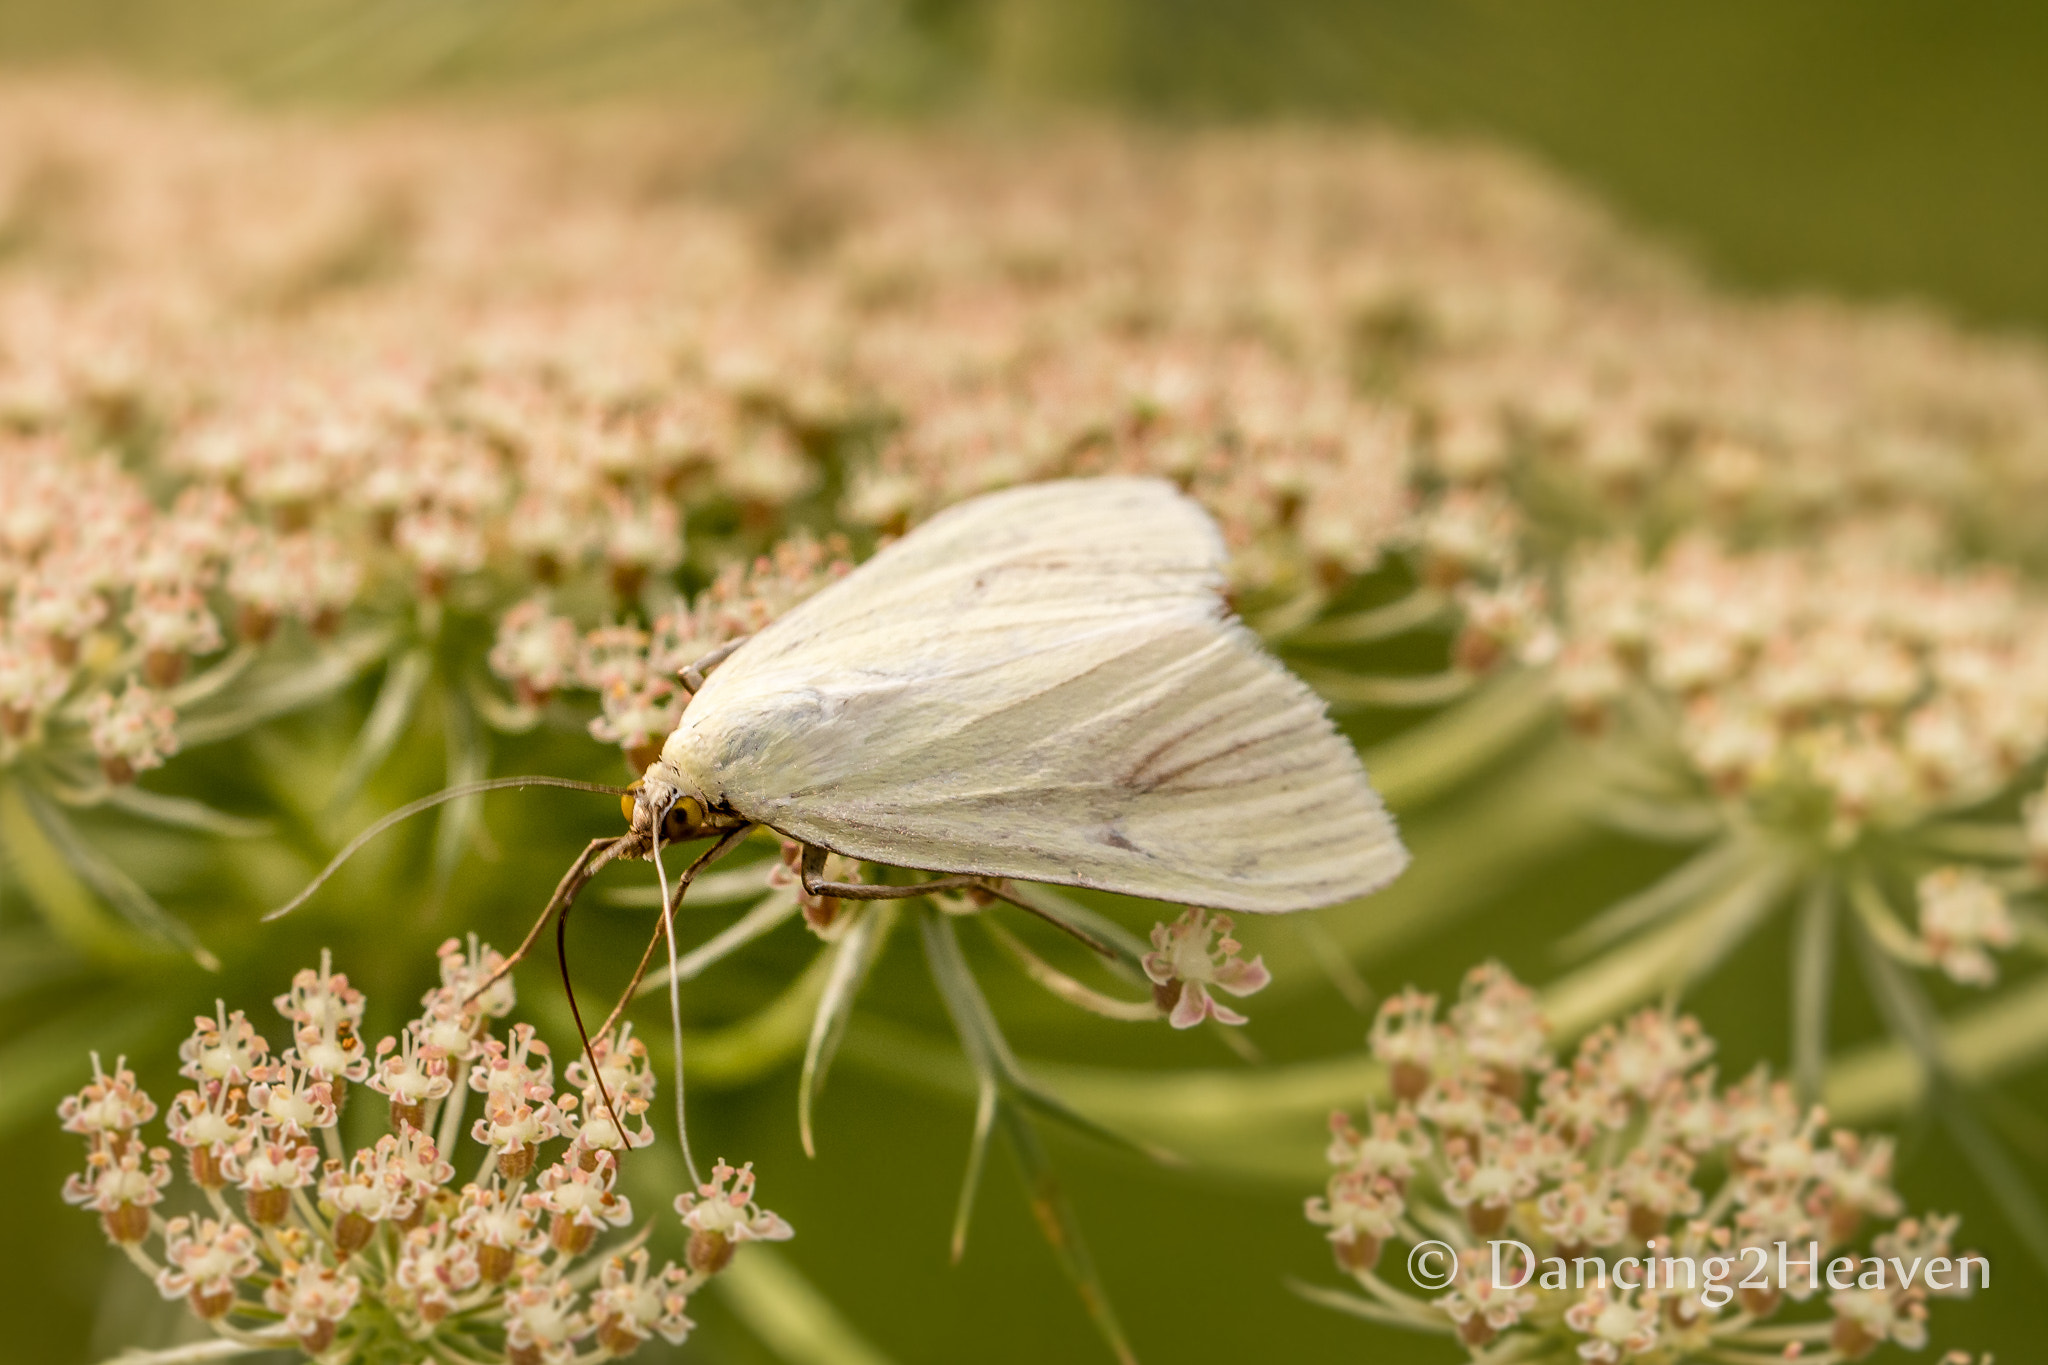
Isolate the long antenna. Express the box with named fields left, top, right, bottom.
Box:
left=652, top=812, right=702, bottom=1188
left=265, top=776, right=631, bottom=921
left=595, top=823, right=752, bottom=1186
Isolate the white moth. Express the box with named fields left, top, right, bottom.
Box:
left=633, top=475, right=1408, bottom=910
left=273, top=476, right=1409, bottom=1182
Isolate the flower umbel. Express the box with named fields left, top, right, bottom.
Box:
left=1305, top=962, right=1982, bottom=1363
left=58, top=946, right=792, bottom=1363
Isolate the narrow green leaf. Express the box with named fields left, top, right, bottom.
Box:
left=325, top=645, right=432, bottom=815
left=920, top=908, right=1018, bottom=1078
left=1558, top=836, right=1749, bottom=960
left=101, top=1341, right=271, bottom=1364
left=841, top=1015, right=1349, bottom=1183
left=176, top=626, right=394, bottom=747
left=1296, top=665, right=1473, bottom=710
left=1790, top=876, right=1836, bottom=1105
left=634, top=885, right=799, bottom=998
left=1289, top=915, right=1373, bottom=1012
left=921, top=909, right=1173, bottom=1162
left=15, top=784, right=214, bottom=967
left=919, top=908, right=1139, bottom=1362
left=432, top=685, right=488, bottom=894
left=800, top=904, right=897, bottom=1157
left=950, top=1077, right=998, bottom=1263
left=607, top=860, right=778, bottom=909
left=917, top=909, right=1009, bottom=1260
left=0, top=780, right=136, bottom=962
left=161, top=643, right=257, bottom=708
left=1285, top=1279, right=1447, bottom=1333
left=717, top=1247, right=899, bottom=1365
left=1280, top=587, right=1450, bottom=647
left=1006, top=1074, right=1182, bottom=1166
left=996, top=884, right=1148, bottom=980
left=1853, top=924, right=2048, bottom=1274
left=1360, top=669, right=1556, bottom=811
left=992, top=1094, right=1139, bottom=1365
left=99, top=785, right=270, bottom=838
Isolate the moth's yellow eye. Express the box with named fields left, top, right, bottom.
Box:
left=621, top=779, right=644, bottom=825
left=662, top=795, right=707, bottom=841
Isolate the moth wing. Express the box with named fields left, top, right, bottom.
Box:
left=667, top=477, right=1407, bottom=912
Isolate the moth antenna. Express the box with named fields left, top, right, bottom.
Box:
left=650, top=812, right=703, bottom=1188
left=264, top=776, right=632, bottom=921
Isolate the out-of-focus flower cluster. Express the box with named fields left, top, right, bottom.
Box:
left=58, top=939, right=789, bottom=1363
left=0, top=443, right=360, bottom=782
left=494, top=535, right=852, bottom=770
left=1557, top=534, right=2048, bottom=842
left=1525, top=521, right=2048, bottom=1000
left=11, top=78, right=2048, bottom=788
left=7, top=75, right=2037, bottom=1364
left=1306, top=963, right=1981, bottom=1362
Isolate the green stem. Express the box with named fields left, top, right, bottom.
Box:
left=1791, top=875, right=1836, bottom=1105
left=1281, top=588, right=1451, bottom=646
left=718, top=1248, right=899, bottom=1365
left=1298, top=665, right=1474, bottom=709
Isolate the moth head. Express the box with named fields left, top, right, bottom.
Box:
left=623, top=768, right=715, bottom=847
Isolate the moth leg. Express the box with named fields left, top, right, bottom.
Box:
left=464, top=834, right=623, bottom=1006
left=974, top=881, right=1117, bottom=960
left=799, top=842, right=982, bottom=900
left=678, top=635, right=751, bottom=695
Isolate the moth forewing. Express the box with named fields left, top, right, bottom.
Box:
left=647, top=477, right=1408, bottom=913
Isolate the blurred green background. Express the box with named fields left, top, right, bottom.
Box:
left=2, top=3, right=2044, bottom=1363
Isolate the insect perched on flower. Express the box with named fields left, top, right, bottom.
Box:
left=277, top=475, right=1410, bottom=1187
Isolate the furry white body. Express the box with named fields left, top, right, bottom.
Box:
left=649, top=477, right=1406, bottom=912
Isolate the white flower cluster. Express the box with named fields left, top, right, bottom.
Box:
left=59, top=941, right=790, bottom=1363
left=1556, top=534, right=2048, bottom=842
left=1307, top=964, right=1979, bottom=1362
